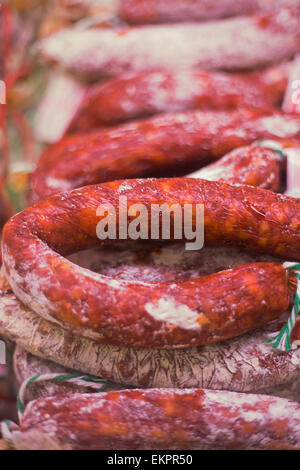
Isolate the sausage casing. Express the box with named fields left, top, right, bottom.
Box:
left=16, top=389, right=300, bottom=449
left=29, top=109, right=300, bottom=202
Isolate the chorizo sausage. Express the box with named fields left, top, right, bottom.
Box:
left=188, top=144, right=281, bottom=190
left=29, top=109, right=300, bottom=202
left=119, top=0, right=300, bottom=24
left=70, top=66, right=288, bottom=131
left=14, top=389, right=300, bottom=449
left=2, top=178, right=299, bottom=348
left=38, top=7, right=300, bottom=79
left=1, top=290, right=299, bottom=394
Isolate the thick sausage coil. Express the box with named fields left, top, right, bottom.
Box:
left=1, top=289, right=299, bottom=393
left=29, top=109, right=300, bottom=202
left=2, top=178, right=299, bottom=348
left=13, top=389, right=300, bottom=450
left=71, top=66, right=288, bottom=131
left=119, top=0, right=300, bottom=24
left=39, top=7, right=300, bottom=79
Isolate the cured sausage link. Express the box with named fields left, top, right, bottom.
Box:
left=71, top=67, right=288, bottom=130
left=17, top=389, right=300, bottom=450
left=119, top=0, right=300, bottom=24
left=2, top=178, right=298, bottom=348
left=188, top=144, right=281, bottom=190
left=39, top=7, right=300, bottom=79
left=29, top=109, right=300, bottom=202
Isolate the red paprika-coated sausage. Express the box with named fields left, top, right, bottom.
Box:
left=70, top=66, right=288, bottom=131
left=2, top=178, right=298, bottom=348
left=119, top=0, right=300, bottom=24
left=29, top=109, right=300, bottom=202
left=39, top=7, right=300, bottom=79
left=18, top=389, right=300, bottom=449
left=188, top=144, right=281, bottom=190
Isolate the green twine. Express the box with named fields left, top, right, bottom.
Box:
left=266, top=263, right=300, bottom=352
left=255, top=140, right=286, bottom=159
left=1, top=372, right=109, bottom=447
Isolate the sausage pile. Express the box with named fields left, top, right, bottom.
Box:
left=1, top=0, right=300, bottom=450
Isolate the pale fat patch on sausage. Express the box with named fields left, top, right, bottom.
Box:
left=261, top=115, right=300, bottom=137
left=45, top=177, right=72, bottom=190
left=145, top=297, right=201, bottom=330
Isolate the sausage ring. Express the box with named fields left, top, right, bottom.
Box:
left=29, top=108, right=300, bottom=202
left=12, top=388, right=300, bottom=450
left=2, top=178, right=299, bottom=348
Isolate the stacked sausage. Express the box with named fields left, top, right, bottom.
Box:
left=34, top=3, right=299, bottom=141
left=1, top=0, right=300, bottom=450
